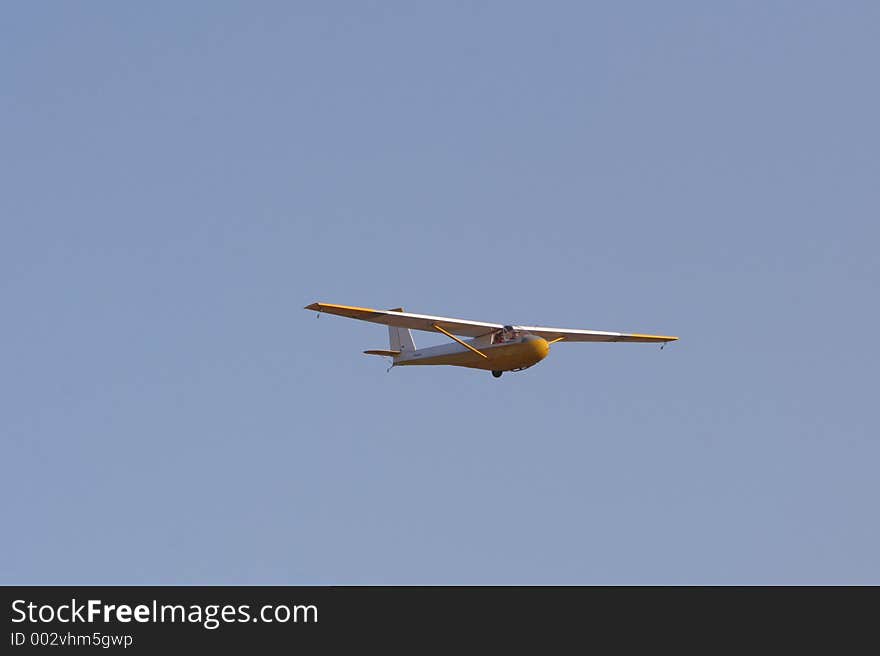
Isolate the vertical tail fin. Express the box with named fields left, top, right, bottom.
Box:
left=388, top=307, right=416, bottom=353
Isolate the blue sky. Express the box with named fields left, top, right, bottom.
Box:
left=2, top=1, right=878, bottom=583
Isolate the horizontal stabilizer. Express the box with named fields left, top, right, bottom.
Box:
left=363, top=349, right=401, bottom=357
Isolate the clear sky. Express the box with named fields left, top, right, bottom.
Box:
left=2, top=1, right=878, bottom=584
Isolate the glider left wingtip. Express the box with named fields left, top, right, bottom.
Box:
left=305, top=302, right=321, bottom=311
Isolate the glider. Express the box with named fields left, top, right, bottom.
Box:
left=305, top=302, right=677, bottom=378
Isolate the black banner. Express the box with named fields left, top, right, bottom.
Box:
left=1, top=586, right=871, bottom=651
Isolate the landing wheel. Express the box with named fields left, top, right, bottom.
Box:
left=492, top=370, right=503, bottom=378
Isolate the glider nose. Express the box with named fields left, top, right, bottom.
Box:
left=522, top=335, right=550, bottom=361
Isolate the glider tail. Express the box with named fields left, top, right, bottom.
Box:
left=388, top=307, right=416, bottom=354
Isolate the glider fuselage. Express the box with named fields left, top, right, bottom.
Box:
left=396, top=334, right=550, bottom=372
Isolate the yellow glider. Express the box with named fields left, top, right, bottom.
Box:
left=306, top=302, right=677, bottom=378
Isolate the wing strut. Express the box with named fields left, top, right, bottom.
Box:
left=432, top=323, right=489, bottom=359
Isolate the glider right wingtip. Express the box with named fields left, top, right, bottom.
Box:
left=304, top=302, right=322, bottom=311
left=627, top=333, right=680, bottom=343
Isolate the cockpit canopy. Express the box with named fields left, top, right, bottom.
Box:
left=492, top=325, right=519, bottom=344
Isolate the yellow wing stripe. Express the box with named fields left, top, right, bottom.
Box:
left=306, top=302, right=381, bottom=315
left=624, top=333, right=679, bottom=342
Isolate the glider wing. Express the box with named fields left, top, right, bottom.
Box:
left=305, top=302, right=501, bottom=337
left=517, top=325, right=678, bottom=343
left=306, top=302, right=677, bottom=343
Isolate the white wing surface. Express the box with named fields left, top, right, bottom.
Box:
left=305, top=302, right=501, bottom=337
left=516, top=325, right=677, bottom=343
left=305, top=302, right=677, bottom=343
